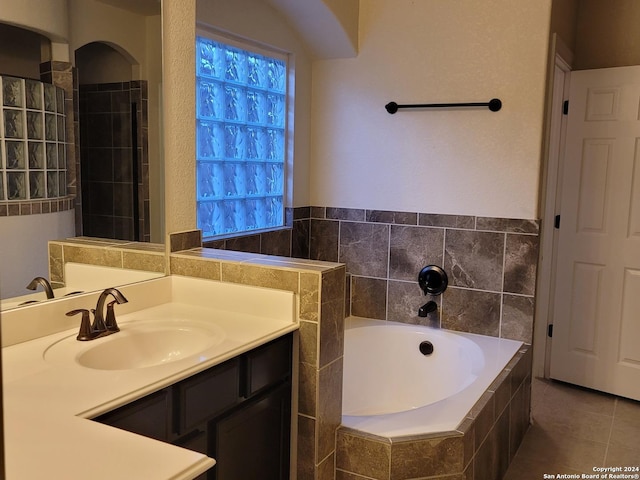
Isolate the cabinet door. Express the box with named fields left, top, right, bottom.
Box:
left=211, top=383, right=291, bottom=480
left=94, top=389, right=171, bottom=442
left=176, top=357, right=240, bottom=434
left=243, top=334, right=292, bottom=397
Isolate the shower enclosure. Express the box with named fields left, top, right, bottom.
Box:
left=78, top=81, right=148, bottom=241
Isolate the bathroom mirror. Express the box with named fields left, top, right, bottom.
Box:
left=418, top=265, right=448, bottom=296
left=0, top=0, right=164, bottom=307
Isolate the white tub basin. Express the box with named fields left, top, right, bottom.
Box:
left=44, top=319, right=225, bottom=370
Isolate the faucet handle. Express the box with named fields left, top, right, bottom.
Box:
left=105, top=300, right=121, bottom=332
left=67, top=309, right=94, bottom=341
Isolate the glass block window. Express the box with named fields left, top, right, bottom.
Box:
left=196, top=35, right=287, bottom=238
left=0, top=76, right=67, bottom=201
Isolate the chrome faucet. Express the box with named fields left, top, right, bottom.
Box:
left=26, top=276, right=54, bottom=299
left=67, top=288, right=128, bottom=341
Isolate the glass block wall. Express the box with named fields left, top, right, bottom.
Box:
left=1, top=76, right=67, bottom=202
left=195, top=36, right=287, bottom=238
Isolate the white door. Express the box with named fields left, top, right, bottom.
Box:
left=550, top=65, right=640, bottom=401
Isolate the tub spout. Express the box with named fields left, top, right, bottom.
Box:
left=418, top=301, right=437, bottom=317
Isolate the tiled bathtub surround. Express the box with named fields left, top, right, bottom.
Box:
left=312, top=208, right=539, bottom=344
left=206, top=206, right=540, bottom=344
left=336, top=346, right=532, bottom=480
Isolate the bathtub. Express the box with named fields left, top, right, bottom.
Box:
left=341, top=317, right=524, bottom=437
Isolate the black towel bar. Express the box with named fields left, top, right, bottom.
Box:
left=385, top=98, right=502, bottom=114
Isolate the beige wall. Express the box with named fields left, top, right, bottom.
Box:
left=0, top=0, right=67, bottom=42
left=75, top=42, right=135, bottom=83
left=574, top=0, right=640, bottom=69
left=550, top=0, right=579, bottom=54
left=146, top=15, right=164, bottom=242
left=0, top=24, right=44, bottom=78
left=68, top=0, right=149, bottom=75
left=0, top=212, right=75, bottom=299
left=162, top=0, right=196, bottom=236
left=310, top=0, right=553, bottom=220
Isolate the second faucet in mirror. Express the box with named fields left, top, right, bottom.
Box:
left=26, top=276, right=55, bottom=299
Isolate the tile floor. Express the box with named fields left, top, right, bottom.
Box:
left=504, top=377, right=640, bottom=479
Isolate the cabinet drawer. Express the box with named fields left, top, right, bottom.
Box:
left=95, top=389, right=171, bottom=442
left=177, top=357, right=240, bottom=433
left=244, top=334, right=292, bottom=397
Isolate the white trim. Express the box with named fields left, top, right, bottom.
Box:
left=533, top=33, right=572, bottom=379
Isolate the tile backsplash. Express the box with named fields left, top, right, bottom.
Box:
left=205, top=206, right=540, bottom=344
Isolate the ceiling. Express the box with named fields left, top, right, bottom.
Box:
left=95, top=0, right=357, bottom=58
left=264, top=0, right=358, bottom=58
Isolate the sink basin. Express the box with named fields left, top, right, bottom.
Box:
left=44, top=320, right=225, bottom=370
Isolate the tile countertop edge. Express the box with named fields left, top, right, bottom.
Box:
left=2, top=279, right=299, bottom=480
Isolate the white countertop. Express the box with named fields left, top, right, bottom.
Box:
left=2, top=276, right=298, bottom=480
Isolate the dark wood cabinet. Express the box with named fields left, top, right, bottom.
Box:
left=212, top=382, right=291, bottom=480
left=95, top=389, right=172, bottom=442
left=176, top=358, right=241, bottom=434
left=94, top=334, right=292, bottom=480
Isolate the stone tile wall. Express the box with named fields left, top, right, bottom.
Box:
left=335, top=345, right=532, bottom=480
left=79, top=81, right=150, bottom=241
left=169, top=245, right=346, bottom=480
left=308, top=208, right=539, bottom=344
left=48, top=237, right=165, bottom=288
left=40, top=61, right=78, bottom=226
left=207, top=206, right=540, bottom=344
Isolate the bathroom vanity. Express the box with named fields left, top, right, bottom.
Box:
left=1, top=274, right=298, bottom=480
left=95, top=333, right=293, bottom=480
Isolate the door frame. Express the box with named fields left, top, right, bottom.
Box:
left=533, top=34, right=572, bottom=378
